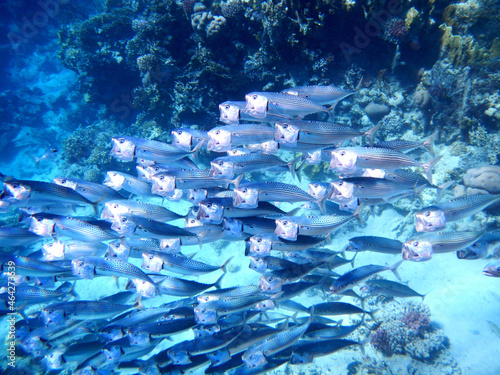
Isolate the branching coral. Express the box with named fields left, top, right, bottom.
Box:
left=370, top=302, right=447, bottom=362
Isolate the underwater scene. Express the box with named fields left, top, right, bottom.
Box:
left=1, top=0, right=499, bottom=374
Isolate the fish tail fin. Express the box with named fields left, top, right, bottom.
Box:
left=436, top=180, right=454, bottom=201
left=134, top=294, right=145, bottom=310
left=29, top=154, right=41, bottom=167
left=422, top=155, right=442, bottom=185
left=220, top=256, right=234, bottom=273
left=189, top=140, right=205, bottom=163
left=197, top=229, right=210, bottom=250
left=390, top=260, right=404, bottom=281
left=367, top=308, right=379, bottom=321
left=316, top=195, right=327, bottom=215
left=154, top=278, right=165, bottom=296
left=422, top=131, right=438, bottom=156
left=231, top=174, right=244, bottom=189
left=214, top=272, right=225, bottom=290
left=364, top=122, right=382, bottom=146
left=327, top=101, right=339, bottom=120
left=288, top=156, right=301, bottom=180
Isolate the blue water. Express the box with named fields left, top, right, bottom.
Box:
left=1, top=1, right=500, bottom=374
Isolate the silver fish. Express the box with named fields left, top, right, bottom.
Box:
left=207, top=124, right=276, bottom=152
left=103, top=171, right=154, bottom=197
left=281, top=80, right=361, bottom=106
left=53, top=177, right=124, bottom=203
left=245, top=92, right=335, bottom=120
left=274, top=120, right=380, bottom=146
left=3, top=179, right=94, bottom=207
left=328, top=261, right=403, bottom=293
left=483, top=260, right=500, bottom=277
left=275, top=214, right=355, bottom=241
left=415, top=194, right=500, bottom=232
left=329, top=147, right=442, bottom=184
left=242, top=315, right=310, bottom=369
left=346, top=236, right=403, bottom=254
left=330, top=177, right=419, bottom=202
left=373, top=131, right=437, bottom=155
left=101, top=200, right=184, bottom=223
left=171, top=128, right=208, bottom=151
left=403, top=231, right=484, bottom=261
left=362, top=279, right=425, bottom=300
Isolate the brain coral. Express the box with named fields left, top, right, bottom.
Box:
left=463, top=165, right=500, bottom=193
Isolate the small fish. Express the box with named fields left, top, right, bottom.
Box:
left=233, top=182, right=317, bottom=209
left=373, top=131, right=438, bottom=155
left=242, top=316, right=311, bottom=369
left=403, top=231, right=484, bottom=262
left=483, top=260, right=500, bottom=277
left=281, top=79, right=361, bottom=106
left=329, top=261, right=403, bottom=293
left=274, top=120, right=380, bottom=146
left=0, top=227, right=42, bottom=247
left=0, top=254, right=70, bottom=277
left=3, top=179, right=94, bottom=207
left=329, top=147, right=442, bottom=184
left=362, top=279, right=425, bottom=300
left=346, top=236, right=403, bottom=254
left=219, top=101, right=291, bottom=125
left=245, top=91, right=335, bottom=120
left=210, top=154, right=298, bottom=179
left=330, top=177, right=420, bottom=202
left=275, top=213, right=355, bottom=241
left=207, top=124, right=276, bottom=152
left=53, top=177, right=124, bottom=203
left=456, top=241, right=488, bottom=260
left=42, top=300, right=139, bottom=321
left=415, top=194, right=500, bottom=232
left=103, top=171, right=154, bottom=197
left=100, top=200, right=184, bottom=223
left=171, top=128, right=208, bottom=151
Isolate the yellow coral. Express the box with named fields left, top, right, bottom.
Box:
left=405, top=7, right=419, bottom=30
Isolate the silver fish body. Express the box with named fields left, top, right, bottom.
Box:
left=347, top=236, right=403, bottom=254
left=281, top=84, right=357, bottom=105
left=245, top=91, right=333, bottom=119
left=330, top=147, right=441, bottom=184
left=207, top=124, right=275, bottom=152
left=415, top=194, right=500, bottom=232
left=329, top=261, right=402, bottom=293
left=275, top=214, right=355, bottom=241
left=403, top=231, right=484, bottom=261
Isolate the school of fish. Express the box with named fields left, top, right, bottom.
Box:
left=1, top=82, right=499, bottom=375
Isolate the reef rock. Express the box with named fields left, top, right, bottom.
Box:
left=463, top=165, right=500, bottom=194
left=370, top=301, right=448, bottom=362
left=364, top=102, right=390, bottom=121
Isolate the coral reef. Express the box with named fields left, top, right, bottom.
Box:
left=370, top=302, right=448, bottom=362
left=463, top=165, right=500, bottom=194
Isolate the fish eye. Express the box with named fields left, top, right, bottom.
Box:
left=283, top=220, right=288, bottom=225
left=338, top=181, right=343, bottom=186
left=119, top=138, right=125, bottom=144
left=340, top=151, right=345, bottom=156
left=216, top=130, right=220, bottom=135
left=206, top=204, right=212, bottom=208
left=252, top=95, right=258, bottom=100
left=413, top=241, right=419, bottom=246
left=225, top=105, right=230, bottom=109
